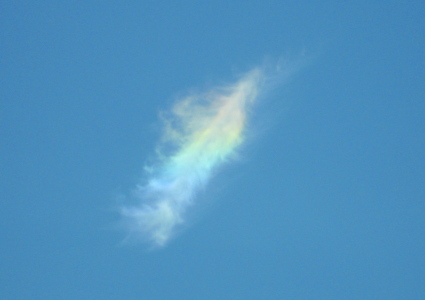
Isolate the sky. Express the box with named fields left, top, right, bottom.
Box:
left=1, top=1, right=424, bottom=299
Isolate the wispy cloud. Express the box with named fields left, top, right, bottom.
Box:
left=121, top=67, right=266, bottom=247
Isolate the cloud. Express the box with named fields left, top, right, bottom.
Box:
left=121, top=67, right=266, bottom=247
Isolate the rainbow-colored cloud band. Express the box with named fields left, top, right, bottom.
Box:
left=122, top=68, right=264, bottom=246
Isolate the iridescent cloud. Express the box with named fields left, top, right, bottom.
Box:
left=121, top=68, right=265, bottom=247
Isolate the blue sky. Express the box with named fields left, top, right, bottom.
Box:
left=1, top=1, right=424, bottom=299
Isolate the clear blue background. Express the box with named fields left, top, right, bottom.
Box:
left=1, top=1, right=424, bottom=299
